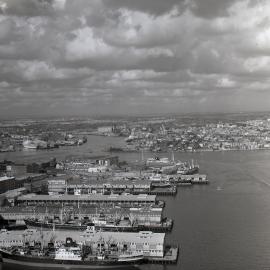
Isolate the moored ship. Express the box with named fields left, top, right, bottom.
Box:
left=176, top=160, right=199, bottom=175
left=0, top=237, right=145, bottom=269
left=146, top=157, right=173, bottom=167
left=22, top=139, right=38, bottom=149
left=146, top=156, right=199, bottom=175
left=24, top=218, right=137, bottom=232
left=24, top=217, right=173, bottom=232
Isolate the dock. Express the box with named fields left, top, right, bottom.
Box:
left=169, top=174, right=209, bottom=185
left=146, top=246, right=179, bottom=264
left=132, top=186, right=177, bottom=196
left=139, top=219, right=173, bottom=232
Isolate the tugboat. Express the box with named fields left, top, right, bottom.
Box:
left=0, top=236, right=145, bottom=269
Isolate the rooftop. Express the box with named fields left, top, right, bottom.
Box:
left=66, top=178, right=151, bottom=187
left=0, top=229, right=165, bottom=245
left=17, top=193, right=157, bottom=202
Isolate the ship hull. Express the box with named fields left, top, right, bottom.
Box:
left=177, top=167, right=199, bottom=175
left=23, top=146, right=37, bottom=149
left=1, top=250, right=143, bottom=269
left=24, top=220, right=138, bottom=232
left=24, top=220, right=172, bottom=232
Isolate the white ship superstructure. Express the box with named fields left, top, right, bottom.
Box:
left=23, top=140, right=38, bottom=149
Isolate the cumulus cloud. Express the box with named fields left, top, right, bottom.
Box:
left=0, top=0, right=270, bottom=117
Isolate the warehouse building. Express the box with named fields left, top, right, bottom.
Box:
left=16, top=193, right=163, bottom=208
left=0, top=229, right=165, bottom=258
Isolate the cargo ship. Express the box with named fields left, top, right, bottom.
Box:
left=24, top=217, right=173, bottom=232
left=146, top=156, right=199, bottom=175
left=0, top=237, right=145, bottom=269
left=24, top=218, right=137, bottom=232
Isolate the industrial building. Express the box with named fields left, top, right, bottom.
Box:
left=48, top=179, right=152, bottom=195
left=64, top=156, right=119, bottom=173
left=0, top=229, right=165, bottom=258
left=16, top=193, right=163, bottom=208
left=0, top=205, right=163, bottom=224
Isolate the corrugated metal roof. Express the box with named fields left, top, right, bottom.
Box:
left=17, top=194, right=157, bottom=202
left=0, top=229, right=165, bottom=245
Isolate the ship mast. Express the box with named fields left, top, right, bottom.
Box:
left=45, top=206, right=48, bottom=221
left=171, top=150, right=175, bottom=163
left=40, top=223, right=44, bottom=253
left=60, top=205, right=63, bottom=223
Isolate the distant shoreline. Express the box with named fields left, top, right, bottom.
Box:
left=106, top=147, right=270, bottom=154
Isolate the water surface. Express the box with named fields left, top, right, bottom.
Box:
left=1, top=136, right=270, bottom=270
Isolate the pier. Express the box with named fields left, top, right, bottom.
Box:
left=146, top=246, right=179, bottom=264
left=169, top=174, right=209, bottom=185
left=132, top=186, right=177, bottom=196
left=16, top=193, right=165, bottom=208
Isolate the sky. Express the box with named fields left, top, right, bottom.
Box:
left=0, top=0, right=270, bottom=118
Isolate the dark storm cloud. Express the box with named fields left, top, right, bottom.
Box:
left=189, top=0, right=237, bottom=18
left=0, top=0, right=270, bottom=117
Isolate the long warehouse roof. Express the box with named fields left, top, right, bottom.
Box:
left=17, top=193, right=157, bottom=202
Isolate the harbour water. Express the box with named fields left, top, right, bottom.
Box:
left=1, top=135, right=270, bottom=270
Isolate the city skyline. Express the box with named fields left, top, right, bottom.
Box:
left=0, top=0, right=270, bottom=117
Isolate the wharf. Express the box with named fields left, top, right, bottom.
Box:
left=16, top=193, right=165, bottom=208
left=139, top=219, right=173, bottom=232
left=0, top=205, right=165, bottom=225
left=169, top=174, right=209, bottom=185
left=0, top=229, right=176, bottom=263
left=146, top=246, right=179, bottom=264
left=132, top=186, right=177, bottom=196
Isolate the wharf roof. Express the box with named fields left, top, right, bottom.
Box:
left=179, top=174, right=207, bottom=179
left=17, top=193, right=157, bottom=202
left=0, top=229, right=165, bottom=245
left=67, top=179, right=151, bottom=188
